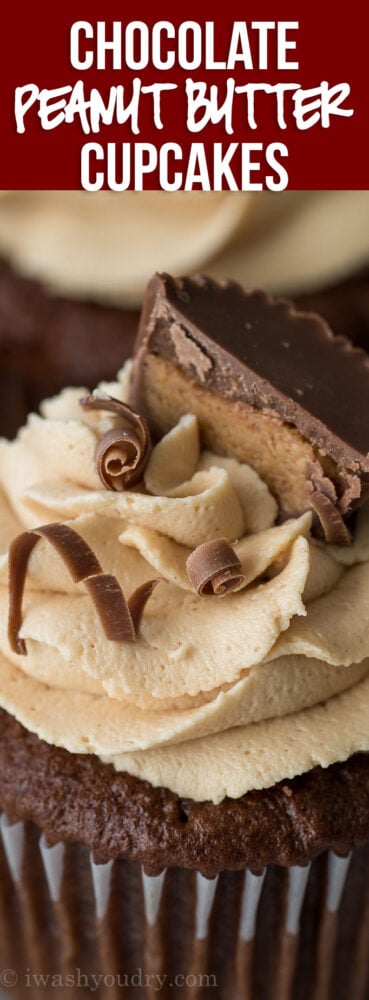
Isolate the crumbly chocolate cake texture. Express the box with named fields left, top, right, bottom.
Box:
left=131, top=273, right=369, bottom=542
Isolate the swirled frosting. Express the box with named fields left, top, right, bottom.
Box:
left=0, top=361, right=369, bottom=803
left=1, top=191, right=369, bottom=304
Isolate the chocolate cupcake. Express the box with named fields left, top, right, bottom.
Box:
left=1, top=273, right=369, bottom=1000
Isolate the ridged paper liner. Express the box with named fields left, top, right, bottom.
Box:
left=0, top=812, right=368, bottom=999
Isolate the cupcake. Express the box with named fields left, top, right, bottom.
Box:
left=0, top=272, right=369, bottom=1000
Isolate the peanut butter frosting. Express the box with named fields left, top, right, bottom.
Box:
left=1, top=191, right=369, bottom=304
left=0, top=361, right=369, bottom=803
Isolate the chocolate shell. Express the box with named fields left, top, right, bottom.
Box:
left=131, top=273, right=369, bottom=541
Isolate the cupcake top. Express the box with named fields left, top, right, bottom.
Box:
left=0, top=292, right=369, bottom=804
left=1, top=191, right=369, bottom=305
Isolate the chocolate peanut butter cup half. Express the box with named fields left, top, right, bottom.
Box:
left=131, top=273, right=369, bottom=542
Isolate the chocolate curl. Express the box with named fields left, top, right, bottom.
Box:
left=128, top=579, right=162, bottom=632
left=8, top=522, right=159, bottom=655
left=186, top=538, right=245, bottom=597
left=310, top=493, right=352, bottom=546
left=79, top=394, right=151, bottom=490
left=84, top=575, right=136, bottom=643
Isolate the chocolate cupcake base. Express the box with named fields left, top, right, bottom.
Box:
left=2, top=711, right=369, bottom=874
left=1, top=711, right=369, bottom=998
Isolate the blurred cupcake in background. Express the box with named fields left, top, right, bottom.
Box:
left=1, top=190, right=369, bottom=306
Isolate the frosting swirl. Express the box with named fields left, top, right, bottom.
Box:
left=0, top=361, right=369, bottom=802
left=1, top=191, right=369, bottom=304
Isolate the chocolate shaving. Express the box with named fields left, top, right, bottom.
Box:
left=128, top=579, right=162, bottom=631
left=84, top=575, right=136, bottom=642
left=79, top=394, right=151, bottom=490
left=8, top=522, right=159, bottom=654
left=310, top=493, right=352, bottom=546
left=186, top=538, right=245, bottom=596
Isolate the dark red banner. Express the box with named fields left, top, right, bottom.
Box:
left=0, top=2, right=366, bottom=190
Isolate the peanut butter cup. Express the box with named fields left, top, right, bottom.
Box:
left=132, top=273, right=369, bottom=542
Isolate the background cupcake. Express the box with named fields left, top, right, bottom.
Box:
left=1, top=191, right=369, bottom=306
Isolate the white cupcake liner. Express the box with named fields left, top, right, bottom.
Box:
left=0, top=810, right=365, bottom=999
